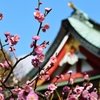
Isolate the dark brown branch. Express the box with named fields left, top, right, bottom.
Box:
left=3, top=52, right=33, bottom=83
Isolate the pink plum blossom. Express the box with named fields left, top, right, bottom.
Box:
left=7, top=34, right=20, bottom=46
left=31, top=58, right=40, bottom=68
left=63, top=86, right=70, bottom=92
left=34, top=11, right=45, bottom=22
left=26, top=91, right=38, bottom=100
left=42, top=24, right=50, bottom=32
left=74, top=86, right=84, bottom=94
left=50, top=56, right=57, bottom=64
left=82, top=90, right=89, bottom=99
left=90, top=91, right=98, bottom=100
left=34, top=45, right=44, bottom=54
left=37, top=54, right=45, bottom=62
left=17, top=85, right=34, bottom=100
left=48, top=83, right=57, bottom=91
left=84, top=74, right=89, bottom=81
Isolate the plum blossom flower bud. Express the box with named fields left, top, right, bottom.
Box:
left=9, top=46, right=16, bottom=51
left=60, top=74, right=64, bottom=80
left=50, top=56, right=57, bottom=64
left=45, top=7, right=51, bottom=12
left=32, top=35, right=40, bottom=40
left=63, top=86, right=70, bottom=92
left=4, top=32, right=11, bottom=37
left=39, top=2, right=42, bottom=5
left=40, top=70, right=45, bottom=75
left=84, top=74, right=89, bottom=81
left=34, top=11, right=45, bottom=22
left=30, top=41, right=35, bottom=48
left=0, top=63, right=4, bottom=68
left=35, top=7, right=39, bottom=10
left=86, top=83, right=93, bottom=90
left=0, top=13, right=3, bottom=20
left=69, top=78, right=74, bottom=85
left=45, top=71, right=49, bottom=75
left=34, top=45, right=44, bottom=54
left=31, top=58, right=40, bottom=68
left=56, top=75, right=60, bottom=79
left=42, top=24, right=50, bottom=32
left=45, top=91, right=51, bottom=96
left=67, top=70, right=73, bottom=75
left=3, top=61, right=11, bottom=68
left=45, top=75, right=50, bottom=81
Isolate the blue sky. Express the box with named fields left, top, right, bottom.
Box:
left=0, top=0, right=100, bottom=57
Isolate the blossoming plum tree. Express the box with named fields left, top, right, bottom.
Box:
left=0, top=0, right=99, bottom=100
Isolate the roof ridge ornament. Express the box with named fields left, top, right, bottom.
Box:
left=68, top=2, right=93, bottom=28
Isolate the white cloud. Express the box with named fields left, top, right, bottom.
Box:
left=13, top=55, right=34, bottom=79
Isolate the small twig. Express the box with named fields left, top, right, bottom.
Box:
left=38, top=0, right=40, bottom=10
left=12, top=49, right=18, bottom=61
left=2, top=43, right=9, bottom=48
left=0, top=39, right=12, bottom=68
